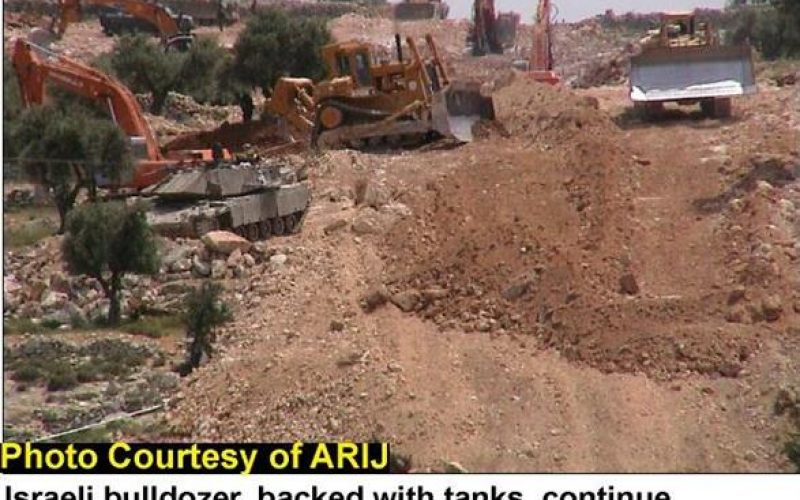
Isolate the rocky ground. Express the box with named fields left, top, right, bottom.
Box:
left=4, top=11, right=800, bottom=470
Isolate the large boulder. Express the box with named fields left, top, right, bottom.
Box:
left=201, top=231, right=251, bottom=255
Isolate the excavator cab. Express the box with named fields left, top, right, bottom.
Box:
left=323, top=42, right=375, bottom=89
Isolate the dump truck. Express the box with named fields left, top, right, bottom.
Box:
left=264, top=34, right=495, bottom=150
left=394, top=0, right=449, bottom=21
left=629, top=12, right=756, bottom=118
left=144, top=161, right=311, bottom=240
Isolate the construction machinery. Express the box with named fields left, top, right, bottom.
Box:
left=51, top=0, right=194, bottom=49
left=11, top=38, right=226, bottom=190
left=393, top=0, right=449, bottom=21
left=144, top=161, right=311, bottom=240
left=629, top=12, right=756, bottom=118
left=264, top=34, right=495, bottom=150
left=528, top=0, right=560, bottom=84
left=495, top=11, right=520, bottom=49
left=469, top=0, right=502, bottom=56
left=161, top=0, right=238, bottom=27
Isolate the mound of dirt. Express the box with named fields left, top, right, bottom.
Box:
left=379, top=78, right=761, bottom=379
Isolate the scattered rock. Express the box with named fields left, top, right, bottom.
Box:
left=718, top=362, right=742, bottom=378
left=211, top=260, right=227, bottom=279
left=727, top=286, right=746, bottom=305
left=391, top=290, right=421, bottom=312
left=201, top=231, right=251, bottom=255
left=270, top=254, right=288, bottom=267
left=191, top=256, right=211, bottom=277
left=443, top=461, right=468, bottom=473
left=41, top=291, right=68, bottom=309
left=761, top=295, right=783, bottom=322
left=323, top=219, right=348, bottom=235
left=329, top=320, right=345, bottom=332
left=421, top=287, right=448, bottom=303
left=360, top=286, right=389, bottom=312
left=170, top=258, right=192, bottom=273
left=242, top=253, right=256, bottom=268
left=351, top=209, right=383, bottom=235
left=619, top=273, right=639, bottom=296
left=227, top=248, right=243, bottom=268
left=502, top=279, right=533, bottom=301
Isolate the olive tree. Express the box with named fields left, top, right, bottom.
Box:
left=62, top=202, right=160, bottom=324
left=109, top=34, right=237, bottom=113
left=232, top=8, right=331, bottom=92
left=13, top=106, right=132, bottom=232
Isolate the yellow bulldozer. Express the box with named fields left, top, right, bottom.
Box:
left=264, top=34, right=495, bottom=149
left=629, top=12, right=756, bottom=118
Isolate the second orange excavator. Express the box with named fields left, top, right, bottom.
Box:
left=51, top=0, right=194, bottom=50
left=11, top=38, right=225, bottom=190
left=528, top=0, right=560, bottom=84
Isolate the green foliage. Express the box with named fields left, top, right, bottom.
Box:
left=121, top=314, right=183, bottom=338
left=179, top=281, right=232, bottom=375
left=3, top=218, right=58, bottom=250
left=11, top=105, right=133, bottom=231
left=11, top=365, right=42, bottom=383
left=728, top=1, right=800, bottom=59
left=45, top=363, right=79, bottom=392
left=232, top=8, right=331, bottom=92
left=786, top=433, right=800, bottom=471
left=108, top=34, right=238, bottom=113
left=62, top=202, right=160, bottom=324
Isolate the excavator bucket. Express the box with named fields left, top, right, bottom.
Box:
left=630, top=44, right=756, bottom=102
left=431, top=81, right=495, bottom=142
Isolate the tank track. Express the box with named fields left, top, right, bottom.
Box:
left=192, top=207, right=309, bottom=241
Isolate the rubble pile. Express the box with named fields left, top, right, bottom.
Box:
left=552, top=20, right=637, bottom=88
left=2, top=232, right=295, bottom=327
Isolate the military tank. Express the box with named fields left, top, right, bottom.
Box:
left=143, top=161, right=311, bottom=241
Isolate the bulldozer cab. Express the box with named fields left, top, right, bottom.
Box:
left=322, top=42, right=373, bottom=88
left=654, top=13, right=715, bottom=47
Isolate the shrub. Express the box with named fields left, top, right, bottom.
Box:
left=45, top=364, right=79, bottom=392
left=11, top=364, right=42, bottom=383
left=179, top=281, right=231, bottom=375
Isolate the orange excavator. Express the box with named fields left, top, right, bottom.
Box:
left=50, top=0, right=193, bottom=49
left=529, top=0, right=559, bottom=84
left=11, top=38, right=223, bottom=190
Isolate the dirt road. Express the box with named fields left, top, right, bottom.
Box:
left=169, top=77, right=799, bottom=471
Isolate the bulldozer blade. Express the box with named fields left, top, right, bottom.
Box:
left=630, top=44, right=756, bottom=102
left=432, top=81, right=495, bottom=143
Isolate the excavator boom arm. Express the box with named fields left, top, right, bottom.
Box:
left=54, top=0, right=183, bottom=41
left=12, top=37, right=163, bottom=162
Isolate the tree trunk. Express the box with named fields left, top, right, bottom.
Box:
left=51, top=176, right=83, bottom=234
left=152, top=90, right=167, bottom=115
left=108, top=272, right=123, bottom=325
